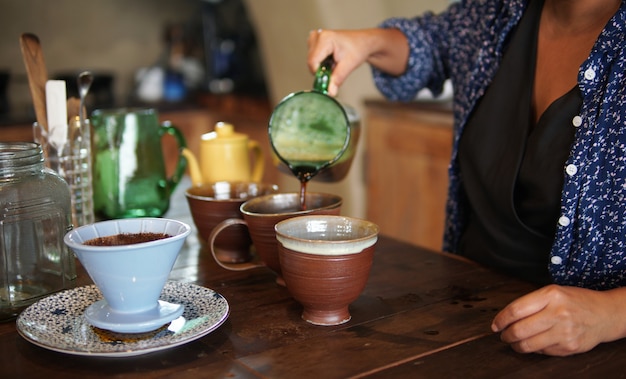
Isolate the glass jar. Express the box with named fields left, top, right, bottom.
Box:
left=0, top=142, right=76, bottom=320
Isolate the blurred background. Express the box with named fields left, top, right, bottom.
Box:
left=0, top=0, right=450, bottom=222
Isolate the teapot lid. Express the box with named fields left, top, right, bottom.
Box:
left=202, top=122, right=247, bottom=143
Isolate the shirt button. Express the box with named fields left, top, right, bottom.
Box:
left=558, top=216, right=571, bottom=227
left=566, top=164, right=578, bottom=176
left=551, top=256, right=563, bottom=265
left=572, top=115, right=582, bottom=127
left=584, top=68, right=596, bottom=80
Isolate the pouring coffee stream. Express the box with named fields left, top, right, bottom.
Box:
left=269, top=55, right=359, bottom=210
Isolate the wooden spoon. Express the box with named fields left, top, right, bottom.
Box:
left=20, top=33, right=48, bottom=131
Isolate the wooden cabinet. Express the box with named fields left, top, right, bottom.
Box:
left=365, top=100, right=453, bottom=252
left=1, top=123, right=35, bottom=142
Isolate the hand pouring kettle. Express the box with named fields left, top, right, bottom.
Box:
left=269, top=55, right=360, bottom=183
left=182, top=122, right=264, bottom=186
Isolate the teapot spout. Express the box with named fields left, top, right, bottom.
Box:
left=181, top=148, right=203, bottom=186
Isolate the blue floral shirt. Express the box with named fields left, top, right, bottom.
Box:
left=373, top=0, right=626, bottom=290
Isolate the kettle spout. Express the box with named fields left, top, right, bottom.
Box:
left=181, top=148, right=203, bottom=186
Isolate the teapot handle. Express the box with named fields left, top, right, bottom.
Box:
left=159, top=121, right=187, bottom=193
left=248, top=140, right=264, bottom=182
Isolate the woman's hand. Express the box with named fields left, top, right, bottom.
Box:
left=307, top=28, right=409, bottom=96
left=492, top=284, right=626, bottom=356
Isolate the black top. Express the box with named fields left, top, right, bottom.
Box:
left=456, top=0, right=580, bottom=284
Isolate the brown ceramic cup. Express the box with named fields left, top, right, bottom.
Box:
left=208, top=192, right=342, bottom=286
left=275, top=215, right=379, bottom=326
left=185, top=181, right=278, bottom=263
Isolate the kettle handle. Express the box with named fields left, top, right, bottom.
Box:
left=159, top=121, right=187, bottom=193
left=248, top=140, right=264, bottom=182
left=313, top=55, right=334, bottom=94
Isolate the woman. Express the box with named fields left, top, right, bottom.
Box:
left=307, top=0, right=626, bottom=356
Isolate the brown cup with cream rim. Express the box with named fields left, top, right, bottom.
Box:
left=275, top=215, right=379, bottom=326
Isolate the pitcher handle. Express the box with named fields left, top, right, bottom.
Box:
left=248, top=140, right=264, bottom=182
left=159, top=121, right=187, bottom=192
left=209, top=218, right=264, bottom=271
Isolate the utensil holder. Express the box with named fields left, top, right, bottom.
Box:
left=34, top=117, right=95, bottom=227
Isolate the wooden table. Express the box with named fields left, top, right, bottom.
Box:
left=2, top=180, right=625, bottom=378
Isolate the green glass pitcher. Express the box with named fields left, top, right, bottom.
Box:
left=90, top=108, right=187, bottom=219
left=269, top=55, right=360, bottom=183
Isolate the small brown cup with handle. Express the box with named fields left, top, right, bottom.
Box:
left=185, top=181, right=279, bottom=263
left=208, top=192, right=342, bottom=286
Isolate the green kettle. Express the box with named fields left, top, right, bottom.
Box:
left=268, top=55, right=360, bottom=183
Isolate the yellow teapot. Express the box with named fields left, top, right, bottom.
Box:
left=182, top=122, right=264, bottom=185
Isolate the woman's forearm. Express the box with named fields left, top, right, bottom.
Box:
left=363, top=28, right=410, bottom=76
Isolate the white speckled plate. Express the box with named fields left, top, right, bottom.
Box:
left=16, top=281, right=229, bottom=357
